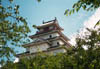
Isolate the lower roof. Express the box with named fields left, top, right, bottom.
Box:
left=17, top=46, right=67, bottom=58
left=23, top=36, right=71, bottom=47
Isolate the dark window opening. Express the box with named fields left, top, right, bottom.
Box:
left=57, top=42, right=60, bottom=45
left=26, top=51, right=30, bottom=53
left=49, top=35, right=52, bottom=38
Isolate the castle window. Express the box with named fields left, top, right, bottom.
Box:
left=57, top=42, right=60, bottom=45
left=49, top=35, right=52, bottom=38
left=26, top=51, right=30, bottom=53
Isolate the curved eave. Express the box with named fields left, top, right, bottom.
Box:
left=23, top=41, right=48, bottom=47
left=36, top=21, right=63, bottom=30
left=60, top=37, right=72, bottom=48
left=29, top=30, right=59, bottom=39
left=23, top=36, right=71, bottom=48
left=17, top=46, right=66, bottom=58
left=23, top=36, right=61, bottom=47
left=29, top=30, right=69, bottom=41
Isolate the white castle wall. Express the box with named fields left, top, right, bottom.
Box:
left=26, top=39, right=65, bottom=54
left=29, top=43, right=49, bottom=53
left=52, top=40, right=64, bottom=46
left=32, top=32, right=59, bottom=41
left=41, top=32, right=59, bottom=39
left=19, top=48, right=67, bottom=59
left=50, top=48, right=66, bottom=55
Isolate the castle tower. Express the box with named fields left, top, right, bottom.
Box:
left=18, top=18, right=71, bottom=58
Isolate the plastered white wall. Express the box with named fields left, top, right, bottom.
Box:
left=32, top=32, right=59, bottom=41
left=49, top=48, right=66, bottom=55
left=29, top=43, right=49, bottom=53
left=52, top=40, right=64, bottom=46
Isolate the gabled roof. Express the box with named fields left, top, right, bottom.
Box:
left=36, top=18, right=63, bottom=30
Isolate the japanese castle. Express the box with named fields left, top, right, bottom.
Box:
left=18, top=18, right=71, bottom=58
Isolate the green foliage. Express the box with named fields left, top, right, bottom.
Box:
left=65, top=0, right=100, bottom=16
left=0, top=0, right=30, bottom=65
left=1, top=0, right=100, bottom=68
left=2, top=53, right=70, bottom=69
left=37, top=0, right=41, bottom=2
left=2, top=27, right=100, bottom=69
left=94, top=20, right=100, bottom=28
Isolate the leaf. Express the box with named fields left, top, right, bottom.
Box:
left=33, top=25, right=37, bottom=28
left=9, top=0, right=13, bottom=3
left=72, top=9, right=75, bottom=13
left=76, top=7, right=80, bottom=12
left=0, top=5, right=2, bottom=8
left=73, top=3, right=77, bottom=8
left=64, top=9, right=69, bottom=15
left=69, top=11, right=72, bottom=15
left=37, top=0, right=41, bottom=2
left=94, top=20, right=100, bottom=28
left=7, top=6, right=12, bottom=10
left=83, top=5, right=86, bottom=10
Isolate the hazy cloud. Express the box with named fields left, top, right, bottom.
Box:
left=69, top=8, right=100, bottom=45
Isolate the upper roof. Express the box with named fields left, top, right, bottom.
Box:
left=29, top=18, right=70, bottom=40
left=36, top=17, right=63, bottom=30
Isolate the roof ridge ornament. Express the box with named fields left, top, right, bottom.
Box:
left=43, top=20, right=45, bottom=24
left=54, top=17, right=58, bottom=23
left=55, top=17, right=57, bottom=21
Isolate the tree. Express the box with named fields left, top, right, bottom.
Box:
left=2, top=0, right=100, bottom=68
left=68, top=27, right=100, bottom=69
left=64, top=0, right=100, bottom=16
left=2, top=27, right=100, bottom=69
left=0, top=0, right=30, bottom=65
left=1, top=53, right=73, bottom=69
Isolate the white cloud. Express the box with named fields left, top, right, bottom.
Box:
left=14, top=58, right=19, bottom=63
left=84, top=8, right=100, bottom=29
left=0, top=65, right=1, bottom=68
left=69, top=33, right=77, bottom=45
left=70, top=8, right=100, bottom=45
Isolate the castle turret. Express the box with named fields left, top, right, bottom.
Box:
left=17, top=18, right=71, bottom=58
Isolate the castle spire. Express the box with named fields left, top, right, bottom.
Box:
left=43, top=20, right=44, bottom=24
left=55, top=17, right=57, bottom=21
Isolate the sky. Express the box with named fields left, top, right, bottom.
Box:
left=14, top=0, right=95, bottom=37
left=11, top=0, right=97, bottom=54
left=70, top=8, right=100, bottom=45
left=1, top=0, right=99, bottom=63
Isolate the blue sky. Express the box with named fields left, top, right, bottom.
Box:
left=14, top=0, right=95, bottom=37
left=0, top=0, right=97, bottom=64
left=8, top=0, right=96, bottom=54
